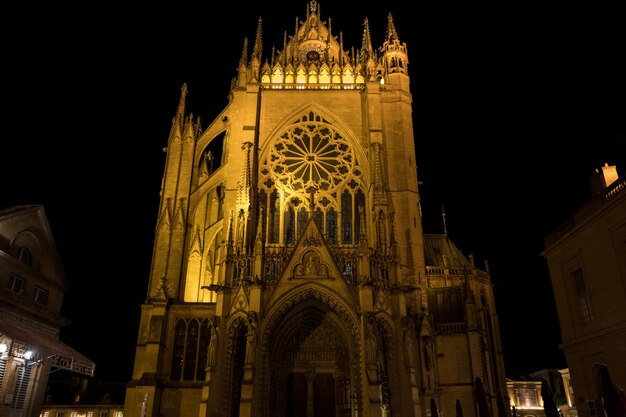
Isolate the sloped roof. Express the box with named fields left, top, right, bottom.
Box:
left=423, top=234, right=471, bottom=267
left=0, top=204, right=67, bottom=287
left=0, top=320, right=95, bottom=377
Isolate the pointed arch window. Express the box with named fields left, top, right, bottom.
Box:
left=269, top=190, right=280, bottom=244
left=170, top=318, right=210, bottom=381
left=284, top=207, right=295, bottom=244
left=313, top=207, right=324, bottom=233
left=258, top=189, right=267, bottom=241
left=355, top=190, right=366, bottom=239
left=297, top=207, right=308, bottom=240
left=341, top=191, right=353, bottom=243
left=326, top=208, right=337, bottom=244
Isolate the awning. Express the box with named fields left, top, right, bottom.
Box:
left=0, top=321, right=95, bottom=377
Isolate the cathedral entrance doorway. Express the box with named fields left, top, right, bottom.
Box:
left=266, top=298, right=354, bottom=417
left=285, top=372, right=336, bottom=417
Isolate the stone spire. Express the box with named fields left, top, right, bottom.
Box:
left=381, top=12, right=409, bottom=75
left=361, top=17, right=374, bottom=59
left=236, top=142, right=253, bottom=211
left=237, top=37, right=249, bottom=87
left=173, top=83, right=187, bottom=129
left=252, top=17, right=263, bottom=63
left=372, top=143, right=388, bottom=207
left=386, top=12, right=400, bottom=42
left=239, top=37, right=249, bottom=67
left=251, top=18, right=263, bottom=81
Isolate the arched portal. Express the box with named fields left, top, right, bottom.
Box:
left=262, top=297, right=357, bottom=417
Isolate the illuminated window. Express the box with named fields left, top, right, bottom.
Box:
left=71, top=412, right=78, bottom=417
left=572, top=268, right=593, bottom=323
left=114, top=412, right=123, bottom=417
left=516, top=388, right=538, bottom=407
left=99, top=411, right=108, bottom=417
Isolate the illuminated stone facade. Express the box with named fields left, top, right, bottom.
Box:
left=123, top=3, right=508, bottom=417
left=542, top=164, right=626, bottom=417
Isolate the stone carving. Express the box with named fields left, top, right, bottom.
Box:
left=245, top=312, right=258, bottom=365
left=295, top=250, right=329, bottom=278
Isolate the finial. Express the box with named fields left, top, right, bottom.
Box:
left=309, top=0, right=318, bottom=13
left=386, top=13, right=399, bottom=41
left=362, top=17, right=374, bottom=58
left=441, top=205, right=447, bottom=236
left=252, top=17, right=263, bottom=62
left=176, top=83, right=188, bottom=119
left=239, top=37, right=249, bottom=67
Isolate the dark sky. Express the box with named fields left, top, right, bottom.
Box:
left=2, top=2, right=625, bottom=382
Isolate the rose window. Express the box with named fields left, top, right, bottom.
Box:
left=270, top=123, right=355, bottom=194
left=258, top=112, right=366, bottom=246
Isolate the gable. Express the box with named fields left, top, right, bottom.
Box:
left=264, top=216, right=359, bottom=312
left=0, top=205, right=68, bottom=289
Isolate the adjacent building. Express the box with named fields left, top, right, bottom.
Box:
left=39, top=378, right=125, bottom=417
left=541, top=163, right=626, bottom=417
left=507, top=368, right=577, bottom=417
left=123, top=2, right=509, bottom=417
left=0, top=205, right=95, bottom=417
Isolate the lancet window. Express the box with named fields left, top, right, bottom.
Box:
left=170, top=318, right=210, bottom=381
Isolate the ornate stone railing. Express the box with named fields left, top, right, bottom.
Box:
left=434, top=322, right=467, bottom=334
left=261, top=83, right=365, bottom=90
left=426, top=266, right=472, bottom=276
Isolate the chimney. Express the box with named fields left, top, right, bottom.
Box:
left=589, top=163, right=618, bottom=195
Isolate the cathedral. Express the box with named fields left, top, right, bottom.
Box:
left=123, top=2, right=509, bottom=417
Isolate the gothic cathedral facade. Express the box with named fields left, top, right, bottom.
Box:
left=123, top=2, right=509, bottom=417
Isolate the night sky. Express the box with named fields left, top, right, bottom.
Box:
left=2, top=2, right=625, bottom=382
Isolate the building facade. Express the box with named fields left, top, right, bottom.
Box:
left=39, top=379, right=125, bottom=417
left=541, top=164, right=626, bottom=417
left=507, top=369, right=577, bottom=417
left=123, top=2, right=509, bottom=417
left=0, top=205, right=95, bottom=417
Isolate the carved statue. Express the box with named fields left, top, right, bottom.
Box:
left=245, top=312, right=258, bottom=365
left=423, top=335, right=433, bottom=370
left=305, top=254, right=320, bottom=275
left=365, top=317, right=378, bottom=365
left=207, top=324, right=218, bottom=367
